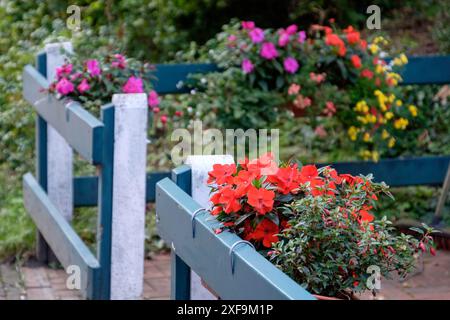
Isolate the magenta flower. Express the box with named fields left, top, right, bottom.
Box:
left=241, top=59, right=254, bottom=74
left=283, top=57, right=299, bottom=74
left=148, top=90, right=160, bottom=107
left=286, top=24, right=298, bottom=35
left=111, top=54, right=127, bottom=69
left=298, top=31, right=307, bottom=43
left=70, top=72, right=82, bottom=81
left=241, top=21, right=255, bottom=30
left=122, top=76, right=144, bottom=93
left=77, top=78, right=90, bottom=93
left=260, top=42, right=278, bottom=60
left=160, top=115, right=168, bottom=125
left=278, top=32, right=290, bottom=47
left=86, top=59, right=101, bottom=77
left=55, top=78, right=74, bottom=95
left=249, top=28, right=264, bottom=43
left=56, top=64, right=72, bottom=79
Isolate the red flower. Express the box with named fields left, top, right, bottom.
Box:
left=351, top=55, right=362, bottom=69
left=211, top=186, right=241, bottom=214
left=361, top=69, right=373, bottom=79
left=344, top=26, right=360, bottom=45
left=299, top=165, right=319, bottom=182
left=247, top=186, right=275, bottom=215
left=247, top=152, right=278, bottom=176
left=248, top=219, right=279, bottom=248
left=268, top=165, right=301, bottom=194
left=233, top=170, right=257, bottom=197
left=325, top=33, right=346, bottom=56
left=207, top=163, right=236, bottom=185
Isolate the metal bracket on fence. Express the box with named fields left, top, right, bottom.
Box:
left=191, top=208, right=208, bottom=238
left=229, top=240, right=255, bottom=275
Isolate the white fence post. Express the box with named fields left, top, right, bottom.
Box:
left=185, top=155, right=235, bottom=300
left=110, top=93, right=148, bottom=300
left=45, top=42, right=74, bottom=222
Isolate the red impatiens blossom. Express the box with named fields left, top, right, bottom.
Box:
left=248, top=219, right=279, bottom=248
left=325, top=33, right=346, bottom=56
left=268, top=165, right=300, bottom=194
left=211, top=186, right=242, bottom=214
left=351, top=55, right=362, bottom=69
left=299, top=165, right=319, bottom=182
left=247, top=152, right=278, bottom=176
left=233, top=170, right=257, bottom=197
left=207, top=163, right=237, bottom=185
left=247, top=186, right=275, bottom=215
left=361, top=69, right=374, bottom=79
left=343, top=26, right=360, bottom=45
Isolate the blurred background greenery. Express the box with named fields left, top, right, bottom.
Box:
left=0, top=0, right=449, bottom=261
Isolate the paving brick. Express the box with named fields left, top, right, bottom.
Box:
left=22, top=267, right=51, bottom=288
left=26, top=287, right=55, bottom=300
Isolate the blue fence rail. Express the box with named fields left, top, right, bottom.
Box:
left=156, top=166, right=315, bottom=300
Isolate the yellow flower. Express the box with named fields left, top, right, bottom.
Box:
left=395, top=100, right=403, bottom=107
left=400, top=53, right=408, bottom=64
left=347, top=126, right=359, bottom=141
left=408, top=105, right=418, bottom=117
left=382, top=129, right=390, bottom=139
left=369, top=44, right=379, bottom=55
left=354, top=100, right=369, bottom=113
left=360, top=149, right=372, bottom=160
left=372, top=151, right=379, bottom=162
left=394, top=118, right=409, bottom=130
left=385, top=112, right=394, bottom=120
left=357, top=115, right=368, bottom=124
left=393, top=57, right=402, bottom=66
left=375, top=64, right=384, bottom=74
left=363, top=132, right=372, bottom=142
left=388, top=94, right=395, bottom=103
left=366, top=114, right=377, bottom=123
left=388, top=137, right=396, bottom=148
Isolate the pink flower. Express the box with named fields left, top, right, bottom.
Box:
left=175, top=111, right=183, bottom=117
left=56, top=64, right=72, bottom=79
left=283, top=57, right=299, bottom=74
left=86, top=59, right=101, bottom=77
left=122, top=76, right=144, bottom=93
left=111, top=54, right=126, bottom=69
left=278, top=32, right=290, bottom=47
left=260, top=42, right=278, bottom=60
left=227, top=34, right=237, bottom=47
left=249, top=28, right=264, bottom=43
left=70, top=72, right=82, bottom=81
left=298, top=31, right=307, bottom=43
left=55, top=78, right=74, bottom=95
left=148, top=90, right=160, bottom=107
left=314, top=125, right=328, bottom=138
left=77, top=78, right=90, bottom=93
left=241, top=21, right=255, bottom=30
left=288, top=83, right=300, bottom=95
left=152, top=107, right=160, bottom=114
left=286, top=24, right=298, bottom=35
left=160, top=115, right=168, bottom=124
left=241, top=59, right=254, bottom=74
left=310, top=72, right=326, bottom=84
left=323, top=101, right=336, bottom=117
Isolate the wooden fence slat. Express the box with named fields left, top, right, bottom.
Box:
left=23, top=173, right=100, bottom=298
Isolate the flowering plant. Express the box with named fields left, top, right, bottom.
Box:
left=183, top=20, right=420, bottom=160
left=47, top=53, right=182, bottom=129
left=207, top=154, right=435, bottom=297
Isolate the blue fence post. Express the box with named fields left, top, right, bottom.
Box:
left=34, top=51, right=52, bottom=263
left=93, top=104, right=115, bottom=300
left=170, top=165, right=192, bottom=300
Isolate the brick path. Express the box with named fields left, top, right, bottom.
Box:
left=1, top=251, right=450, bottom=300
